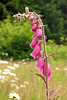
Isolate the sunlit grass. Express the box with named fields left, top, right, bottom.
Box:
left=0, top=59, right=67, bottom=100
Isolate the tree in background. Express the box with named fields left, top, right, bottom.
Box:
left=0, top=0, right=67, bottom=43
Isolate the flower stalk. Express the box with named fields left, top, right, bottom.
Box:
left=13, top=8, right=51, bottom=100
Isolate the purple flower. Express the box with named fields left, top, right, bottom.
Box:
left=35, top=55, right=44, bottom=71
left=30, top=16, right=34, bottom=21
left=30, top=20, right=35, bottom=26
left=30, top=43, right=41, bottom=59
left=43, top=62, right=51, bottom=79
left=36, top=28, right=42, bottom=38
left=31, top=24, right=37, bottom=32
left=30, top=37, right=38, bottom=49
left=33, top=31, right=36, bottom=37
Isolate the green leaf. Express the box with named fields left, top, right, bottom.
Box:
left=30, top=70, right=46, bottom=83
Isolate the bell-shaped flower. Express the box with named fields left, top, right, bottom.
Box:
left=30, top=43, right=41, bottom=59
left=43, top=62, right=51, bottom=79
left=33, top=31, right=36, bottom=37
left=30, top=20, right=35, bottom=26
left=31, top=24, right=37, bottom=32
left=35, top=55, right=44, bottom=71
left=36, top=28, right=42, bottom=38
left=30, top=37, right=38, bottom=49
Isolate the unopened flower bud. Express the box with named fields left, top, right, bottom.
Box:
left=30, top=16, right=34, bottom=21
left=25, top=7, right=29, bottom=12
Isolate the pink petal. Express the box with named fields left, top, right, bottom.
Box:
left=35, top=55, right=44, bottom=71
left=30, top=16, right=34, bottom=21
left=30, top=37, right=38, bottom=49
left=43, top=62, right=51, bottom=79
left=31, top=24, right=37, bottom=32
left=36, top=28, right=42, bottom=38
left=33, top=31, right=36, bottom=37
left=30, top=20, right=35, bottom=26
left=30, top=43, right=41, bottom=59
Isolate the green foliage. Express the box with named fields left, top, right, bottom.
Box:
left=0, top=17, right=67, bottom=60
left=46, top=40, right=67, bottom=65
left=0, top=2, right=8, bottom=20
left=0, top=18, right=33, bottom=60
left=0, top=0, right=66, bottom=43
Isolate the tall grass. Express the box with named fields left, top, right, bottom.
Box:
left=0, top=43, right=67, bottom=100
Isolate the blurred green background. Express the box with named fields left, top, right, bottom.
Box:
left=0, top=0, right=67, bottom=60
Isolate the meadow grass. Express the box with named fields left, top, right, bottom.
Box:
left=0, top=58, right=67, bottom=100
left=0, top=41, right=67, bottom=100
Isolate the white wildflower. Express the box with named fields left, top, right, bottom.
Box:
left=0, top=60, right=8, bottom=64
left=2, top=53, right=5, bottom=55
left=11, top=80, right=16, bottom=82
left=11, top=84, right=19, bottom=89
left=5, top=53, right=8, bottom=56
left=9, top=72, right=16, bottom=76
left=26, top=58, right=29, bottom=60
left=20, top=84, right=26, bottom=88
left=22, top=59, right=25, bottom=62
left=4, top=69, right=10, bottom=72
left=7, top=66, right=15, bottom=70
left=64, top=68, right=67, bottom=71
left=15, top=77, right=19, bottom=80
left=55, top=67, right=59, bottom=70
left=24, top=81, right=29, bottom=85
left=2, top=72, right=8, bottom=75
left=10, top=58, right=13, bottom=61
left=9, top=92, right=20, bottom=100
left=14, top=64, right=19, bottom=68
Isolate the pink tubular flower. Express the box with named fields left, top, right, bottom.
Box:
left=30, top=43, right=41, bottom=59
left=43, top=62, right=51, bottom=79
left=36, top=28, right=42, bottom=38
left=35, top=55, right=44, bottom=71
left=30, top=16, right=34, bottom=21
left=33, top=31, right=36, bottom=37
left=31, top=24, right=37, bottom=32
left=30, top=20, right=35, bottom=26
left=30, top=37, right=38, bottom=49
left=37, top=21, right=41, bottom=25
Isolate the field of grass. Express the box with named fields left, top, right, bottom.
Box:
left=0, top=57, right=67, bottom=100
